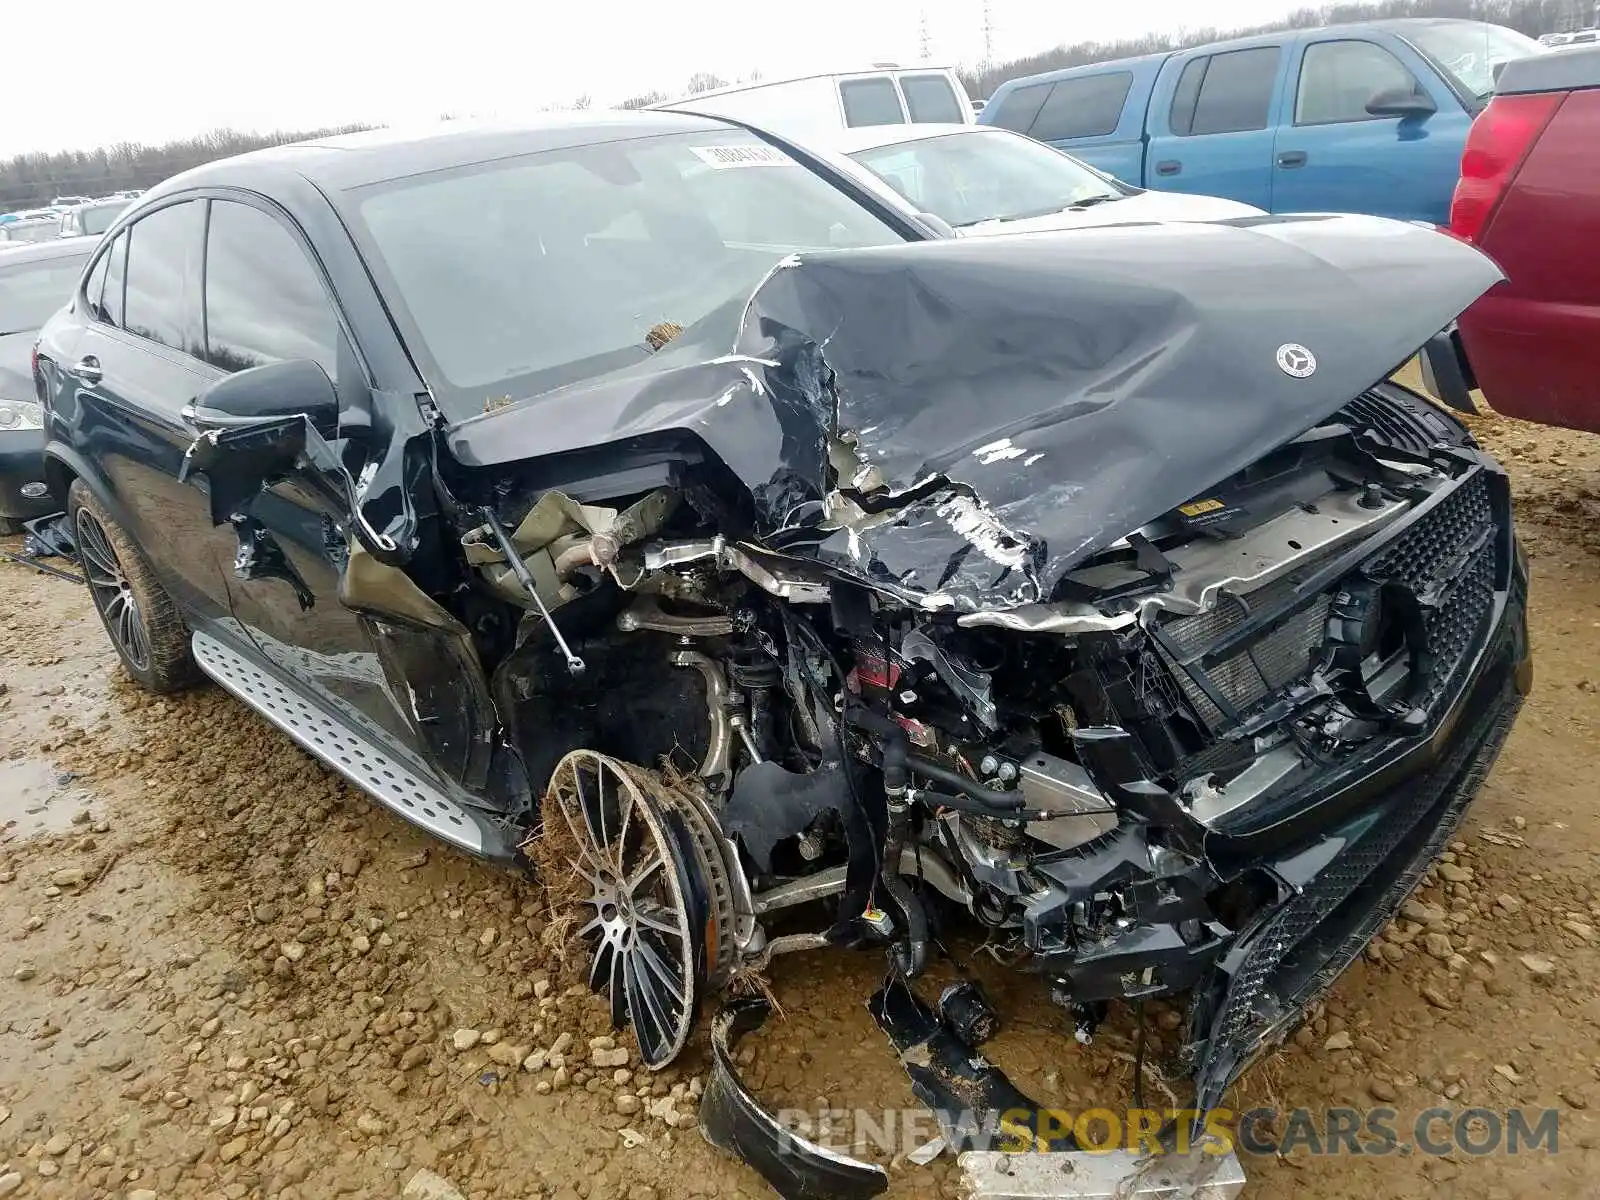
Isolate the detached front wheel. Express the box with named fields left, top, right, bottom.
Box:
left=68, top=479, right=198, bottom=693
left=537, top=751, right=719, bottom=1069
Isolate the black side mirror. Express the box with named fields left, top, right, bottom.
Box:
left=1366, top=86, right=1437, bottom=119
left=184, top=359, right=338, bottom=436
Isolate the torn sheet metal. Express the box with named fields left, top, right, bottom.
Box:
left=699, top=997, right=889, bottom=1200
left=448, top=214, right=1501, bottom=610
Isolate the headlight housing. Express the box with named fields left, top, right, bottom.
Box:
left=0, top=399, right=43, bottom=430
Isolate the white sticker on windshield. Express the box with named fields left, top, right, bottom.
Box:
left=689, top=144, right=797, bottom=169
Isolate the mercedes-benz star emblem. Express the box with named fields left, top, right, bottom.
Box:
left=1277, top=343, right=1317, bottom=378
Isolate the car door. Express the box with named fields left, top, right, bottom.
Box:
left=1147, top=44, right=1287, bottom=210
left=194, top=198, right=404, bottom=740
left=1272, top=36, right=1466, bottom=222
left=57, top=199, right=237, bottom=619
left=193, top=195, right=498, bottom=795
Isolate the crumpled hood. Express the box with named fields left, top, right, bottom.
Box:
left=449, top=213, right=1502, bottom=611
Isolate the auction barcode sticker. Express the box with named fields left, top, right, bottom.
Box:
left=690, top=144, right=796, bottom=169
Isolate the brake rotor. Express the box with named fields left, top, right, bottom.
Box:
left=537, top=750, right=733, bottom=1068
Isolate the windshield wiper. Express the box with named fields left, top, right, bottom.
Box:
left=1065, top=193, right=1124, bottom=209
left=957, top=194, right=1127, bottom=227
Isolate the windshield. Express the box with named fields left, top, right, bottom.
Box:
left=352, top=130, right=905, bottom=420
left=0, top=254, right=89, bottom=333
left=847, top=130, right=1126, bottom=227
left=1407, top=21, right=1544, bottom=100
left=79, top=201, right=130, bottom=236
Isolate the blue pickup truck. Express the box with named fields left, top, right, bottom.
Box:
left=978, top=18, right=1544, bottom=224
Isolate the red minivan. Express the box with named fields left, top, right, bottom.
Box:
left=1426, top=45, right=1600, bottom=433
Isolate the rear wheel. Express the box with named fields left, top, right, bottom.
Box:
left=0, top=515, right=23, bottom=536
left=68, top=479, right=199, bottom=693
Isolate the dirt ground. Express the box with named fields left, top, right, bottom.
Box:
left=3, top=375, right=1599, bottom=1200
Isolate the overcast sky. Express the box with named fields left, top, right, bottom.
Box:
left=5, top=0, right=1304, bottom=159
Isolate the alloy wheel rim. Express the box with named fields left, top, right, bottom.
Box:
left=544, top=751, right=701, bottom=1068
left=76, top=508, right=151, bottom=672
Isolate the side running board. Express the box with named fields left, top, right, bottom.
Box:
left=191, top=629, right=517, bottom=863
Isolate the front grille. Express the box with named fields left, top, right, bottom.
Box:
left=1191, top=667, right=1522, bottom=1110
left=1366, top=472, right=1492, bottom=585
left=1158, top=471, right=1497, bottom=736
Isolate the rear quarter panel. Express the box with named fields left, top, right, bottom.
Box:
left=1462, top=88, right=1600, bottom=431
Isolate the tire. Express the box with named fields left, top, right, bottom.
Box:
left=0, top=515, right=22, bottom=536
left=67, top=479, right=200, bottom=693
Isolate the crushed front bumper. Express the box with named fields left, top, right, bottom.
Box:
left=1188, top=552, right=1530, bottom=1110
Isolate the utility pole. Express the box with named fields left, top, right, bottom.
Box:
left=982, top=0, right=994, bottom=69
left=920, top=6, right=932, bottom=60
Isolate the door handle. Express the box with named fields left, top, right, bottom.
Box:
left=1277, top=150, right=1308, bottom=168
left=1154, top=160, right=1182, bottom=177
left=69, top=355, right=102, bottom=385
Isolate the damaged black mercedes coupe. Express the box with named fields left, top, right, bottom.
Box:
left=37, top=112, right=1529, bottom=1195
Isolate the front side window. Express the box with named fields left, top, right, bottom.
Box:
left=1028, top=73, right=1135, bottom=141
left=1188, top=47, right=1282, bottom=135
left=122, top=201, right=202, bottom=352
left=350, top=131, right=905, bottom=419
left=901, top=74, right=964, bottom=123
left=840, top=77, right=906, bottom=127
left=203, top=201, right=338, bottom=378
left=0, top=253, right=92, bottom=334
left=850, top=130, right=1125, bottom=228
left=1296, top=41, right=1423, bottom=124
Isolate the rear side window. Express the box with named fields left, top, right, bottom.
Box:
left=901, top=74, right=964, bottom=123
left=1028, top=72, right=1135, bottom=141
left=203, top=200, right=338, bottom=379
left=1295, top=40, right=1422, bottom=124
left=122, top=200, right=202, bottom=352
left=1187, top=47, right=1281, bottom=135
left=987, top=82, right=1052, bottom=133
left=840, top=77, right=906, bottom=127
left=1169, top=58, right=1208, bottom=134
left=99, top=231, right=128, bottom=328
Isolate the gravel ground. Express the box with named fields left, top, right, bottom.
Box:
left=2, top=376, right=1598, bottom=1200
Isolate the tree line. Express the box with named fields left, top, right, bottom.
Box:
left=960, top=0, right=1583, bottom=98
left=1, top=0, right=1585, bottom=210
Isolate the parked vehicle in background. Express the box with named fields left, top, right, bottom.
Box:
left=57, top=198, right=133, bottom=238
left=0, top=237, right=96, bottom=531
left=1426, top=44, right=1600, bottom=433
left=823, top=124, right=1260, bottom=235
left=0, top=218, right=65, bottom=246
left=51, top=195, right=91, bottom=207
left=654, top=65, right=975, bottom=142
left=980, top=19, right=1543, bottom=224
